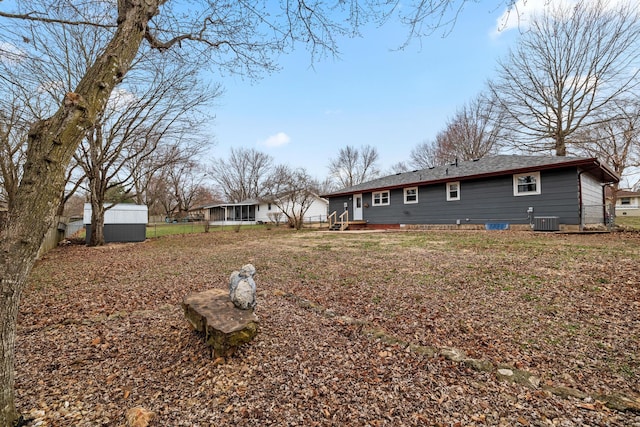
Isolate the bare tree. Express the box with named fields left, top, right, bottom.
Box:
left=130, top=141, right=201, bottom=212
left=489, top=0, right=640, bottom=156
left=0, top=0, right=549, bottom=423
left=328, top=144, right=380, bottom=188
left=0, top=96, right=28, bottom=211
left=1, top=2, right=155, bottom=419
left=0, top=17, right=88, bottom=219
left=264, top=165, right=320, bottom=230
left=410, top=94, right=506, bottom=169
left=165, top=160, right=211, bottom=219
left=410, top=140, right=441, bottom=169
left=436, top=94, right=504, bottom=161
left=267, top=211, right=284, bottom=226
left=317, top=177, right=339, bottom=196
left=386, top=161, right=412, bottom=174
left=148, top=174, right=176, bottom=220
left=76, top=57, right=216, bottom=246
left=209, top=148, right=274, bottom=202
left=574, top=97, right=640, bottom=195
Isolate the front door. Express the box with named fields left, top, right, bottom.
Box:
left=353, top=194, right=363, bottom=220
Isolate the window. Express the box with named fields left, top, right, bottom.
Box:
left=513, top=172, right=541, bottom=196
left=268, top=203, right=272, bottom=210
left=621, top=197, right=631, bottom=205
left=372, top=191, right=390, bottom=206
left=404, top=187, right=418, bottom=204
left=446, top=182, right=460, bottom=201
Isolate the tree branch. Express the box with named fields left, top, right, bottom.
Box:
left=0, top=11, right=114, bottom=28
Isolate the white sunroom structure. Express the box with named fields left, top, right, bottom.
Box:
left=205, top=200, right=258, bottom=225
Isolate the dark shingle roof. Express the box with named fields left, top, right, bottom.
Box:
left=324, top=155, right=618, bottom=197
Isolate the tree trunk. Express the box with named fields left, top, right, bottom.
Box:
left=555, top=134, right=567, bottom=156
left=0, top=2, right=159, bottom=424
left=89, top=198, right=106, bottom=247
left=0, top=270, right=22, bottom=426
left=88, top=167, right=107, bottom=246
left=293, top=215, right=303, bottom=230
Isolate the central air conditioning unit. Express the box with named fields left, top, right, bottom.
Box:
left=533, top=216, right=560, bottom=232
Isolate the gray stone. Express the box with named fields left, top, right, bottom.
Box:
left=232, top=278, right=257, bottom=310
left=240, top=263, right=256, bottom=277
left=229, top=264, right=257, bottom=310
left=440, top=347, right=466, bottom=362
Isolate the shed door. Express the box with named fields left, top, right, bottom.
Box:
left=353, top=194, right=363, bottom=221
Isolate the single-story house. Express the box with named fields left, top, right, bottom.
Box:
left=322, top=155, right=618, bottom=232
left=199, top=195, right=329, bottom=226
left=614, top=189, right=640, bottom=217
left=254, top=193, right=329, bottom=225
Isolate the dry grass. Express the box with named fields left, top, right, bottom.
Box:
left=16, top=228, right=640, bottom=426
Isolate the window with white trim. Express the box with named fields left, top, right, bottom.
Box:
left=513, top=172, right=541, bottom=196
left=404, top=187, right=418, bottom=204
left=446, top=182, right=460, bottom=201
left=372, top=191, right=390, bottom=206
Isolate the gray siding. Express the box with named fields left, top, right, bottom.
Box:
left=85, top=224, right=146, bottom=243
left=329, top=168, right=582, bottom=226
left=328, top=195, right=352, bottom=218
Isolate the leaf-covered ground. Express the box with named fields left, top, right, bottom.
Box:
left=15, top=229, right=640, bottom=426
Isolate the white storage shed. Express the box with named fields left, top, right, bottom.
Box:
left=83, top=203, right=148, bottom=243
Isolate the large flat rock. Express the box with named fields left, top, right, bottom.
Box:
left=182, top=288, right=258, bottom=357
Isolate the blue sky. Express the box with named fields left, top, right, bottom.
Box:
left=204, top=1, right=537, bottom=181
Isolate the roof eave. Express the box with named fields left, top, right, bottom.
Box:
left=325, top=157, right=619, bottom=197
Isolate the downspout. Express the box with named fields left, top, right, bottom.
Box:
left=578, top=170, right=585, bottom=232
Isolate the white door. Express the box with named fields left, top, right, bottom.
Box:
left=353, top=194, right=363, bottom=220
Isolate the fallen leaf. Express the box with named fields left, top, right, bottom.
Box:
left=125, top=407, right=154, bottom=427
left=576, top=403, right=597, bottom=411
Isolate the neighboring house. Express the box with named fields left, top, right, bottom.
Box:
left=614, top=189, right=640, bottom=217
left=323, top=155, right=618, bottom=231
left=255, top=193, right=329, bottom=224
left=200, top=195, right=329, bottom=226
left=187, top=200, right=224, bottom=223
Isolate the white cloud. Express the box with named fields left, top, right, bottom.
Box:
left=0, top=41, right=26, bottom=65
left=107, top=87, right=137, bottom=111
left=259, top=132, right=291, bottom=148
left=37, top=80, right=65, bottom=94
